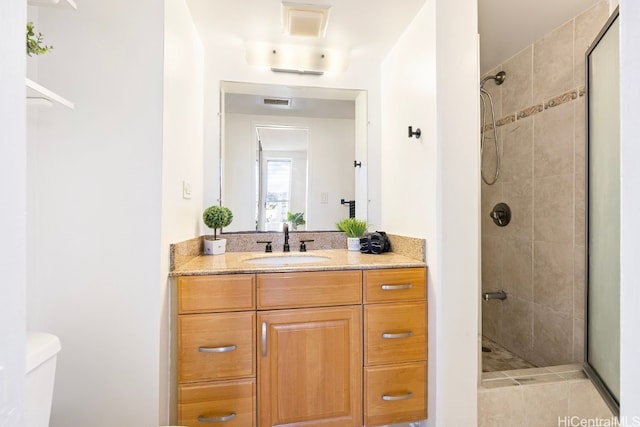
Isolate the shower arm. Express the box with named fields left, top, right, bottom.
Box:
left=480, top=71, right=506, bottom=88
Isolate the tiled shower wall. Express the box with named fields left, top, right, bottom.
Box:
left=481, top=1, right=610, bottom=367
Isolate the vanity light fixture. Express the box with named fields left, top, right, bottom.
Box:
left=271, top=68, right=324, bottom=76
left=282, top=2, right=331, bottom=38
left=245, top=42, right=348, bottom=74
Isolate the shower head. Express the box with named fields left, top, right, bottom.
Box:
left=480, top=71, right=506, bottom=88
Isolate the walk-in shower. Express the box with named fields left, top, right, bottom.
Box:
left=479, top=71, right=505, bottom=185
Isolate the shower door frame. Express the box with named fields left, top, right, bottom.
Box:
left=583, top=6, right=620, bottom=417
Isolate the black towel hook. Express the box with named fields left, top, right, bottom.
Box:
left=408, top=126, right=421, bottom=139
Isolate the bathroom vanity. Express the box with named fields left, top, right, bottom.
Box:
left=172, top=249, right=427, bottom=427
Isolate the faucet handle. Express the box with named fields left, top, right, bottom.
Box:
left=257, top=241, right=272, bottom=253
left=299, top=239, right=314, bottom=252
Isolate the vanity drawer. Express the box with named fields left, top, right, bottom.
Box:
left=364, top=268, right=426, bottom=303
left=257, top=270, right=362, bottom=309
left=179, top=312, right=255, bottom=382
left=178, top=379, right=256, bottom=427
left=364, top=362, right=427, bottom=426
left=178, top=274, right=255, bottom=313
left=364, top=302, right=427, bottom=365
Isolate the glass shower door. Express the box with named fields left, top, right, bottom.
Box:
left=585, top=8, right=620, bottom=415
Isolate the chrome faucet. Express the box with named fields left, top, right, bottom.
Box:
left=282, top=223, right=290, bottom=252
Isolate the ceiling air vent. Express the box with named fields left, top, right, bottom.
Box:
left=263, top=98, right=291, bottom=107
left=282, top=2, right=331, bottom=38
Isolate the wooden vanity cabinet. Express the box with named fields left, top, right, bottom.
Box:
left=176, top=266, right=427, bottom=427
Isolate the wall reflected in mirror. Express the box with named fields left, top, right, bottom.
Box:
left=221, top=81, right=368, bottom=232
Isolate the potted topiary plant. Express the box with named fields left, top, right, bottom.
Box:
left=287, top=211, right=306, bottom=231
left=336, top=217, right=368, bottom=251
left=202, top=205, right=233, bottom=255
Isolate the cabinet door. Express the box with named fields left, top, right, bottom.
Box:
left=258, top=306, right=362, bottom=427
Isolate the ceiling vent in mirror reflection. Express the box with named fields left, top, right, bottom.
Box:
left=264, top=98, right=291, bottom=107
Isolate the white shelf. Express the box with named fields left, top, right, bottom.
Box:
left=26, top=78, right=74, bottom=109
left=27, top=0, right=77, bottom=10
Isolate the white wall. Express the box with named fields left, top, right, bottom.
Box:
left=381, top=0, right=479, bottom=425
left=161, top=0, right=204, bottom=423
left=26, top=0, right=165, bottom=425
left=308, top=118, right=356, bottom=229
left=435, top=0, right=480, bottom=424
left=619, top=0, right=640, bottom=418
left=381, top=1, right=438, bottom=424
left=0, top=1, right=27, bottom=425
left=202, top=46, right=382, bottom=230
left=355, top=91, right=369, bottom=221
left=223, top=113, right=355, bottom=232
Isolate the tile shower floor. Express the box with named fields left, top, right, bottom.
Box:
left=481, top=363, right=588, bottom=388
left=482, top=336, right=537, bottom=372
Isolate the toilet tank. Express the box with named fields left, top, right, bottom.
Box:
left=26, top=332, right=61, bottom=427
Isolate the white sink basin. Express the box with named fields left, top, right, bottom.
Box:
left=245, top=255, right=330, bottom=266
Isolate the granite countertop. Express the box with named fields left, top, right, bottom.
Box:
left=170, top=249, right=426, bottom=276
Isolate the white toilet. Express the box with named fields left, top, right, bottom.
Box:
left=26, top=331, right=61, bottom=427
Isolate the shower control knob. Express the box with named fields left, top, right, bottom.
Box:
left=490, top=203, right=511, bottom=227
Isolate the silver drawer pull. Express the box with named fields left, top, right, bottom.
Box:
left=382, top=391, right=413, bottom=401
left=197, top=412, right=237, bottom=423
left=198, top=345, right=237, bottom=353
left=381, top=283, right=413, bottom=291
left=381, top=331, right=413, bottom=339
left=261, top=321, right=267, bottom=357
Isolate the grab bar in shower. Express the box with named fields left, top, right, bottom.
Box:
left=483, top=290, right=507, bottom=301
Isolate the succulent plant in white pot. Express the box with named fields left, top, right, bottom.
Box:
left=202, top=205, right=233, bottom=255
left=336, top=218, right=368, bottom=251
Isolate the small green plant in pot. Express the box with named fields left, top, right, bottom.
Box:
left=202, top=205, right=233, bottom=255
left=287, top=211, right=306, bottom=230
left=336, top=218, right=368, bottom=251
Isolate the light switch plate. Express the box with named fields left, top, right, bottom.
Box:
left=182, top=180, right=192, bottom=199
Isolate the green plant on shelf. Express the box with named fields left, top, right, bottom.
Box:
left=27, top=22, right=53, bottom=57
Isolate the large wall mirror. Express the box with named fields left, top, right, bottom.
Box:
left=220, top=81, right=368, bottom=232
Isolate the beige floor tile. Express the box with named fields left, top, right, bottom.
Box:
left=479, top=387, right=527, bottom=427
left=515, top=373, right=564, bottom=385
left=568, top=380, right=614, bottom=418
left=522, top=382, right=569, bottom=427
left=547, top=364, right=583, bottom=373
